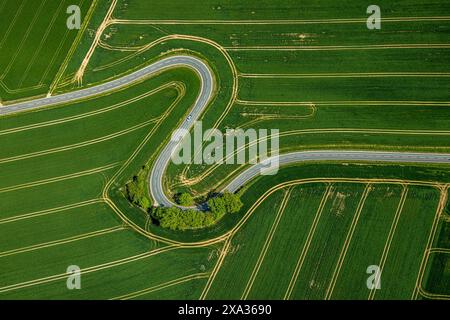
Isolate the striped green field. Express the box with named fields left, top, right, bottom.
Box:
left=0, top=65, right=215, bottom=299
left=0, top=246, right=217, bottom=300
left=0, top=0, right=449, bottom=300
left=0, top=0, right=94, bottom=102
left=203, top=182, right=446, bottom=299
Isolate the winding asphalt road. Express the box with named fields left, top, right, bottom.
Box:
left=225, top=150, right=450, bottom=193
left=1, top=55, right=449, bottom=209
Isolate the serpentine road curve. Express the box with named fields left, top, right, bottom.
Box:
left=1, top=55, right=449, bottom=209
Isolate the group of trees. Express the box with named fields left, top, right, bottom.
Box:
left=150, top=191, right=243, bottom=231
left=125, top=166, right=151, bottom=211
left=207, top=191, right=243, bottom=218
left=174, top=192, right=195, bottom=206
left=152, top=207, right=216, bottom=231
left=124, top=165, right=243, bottom=231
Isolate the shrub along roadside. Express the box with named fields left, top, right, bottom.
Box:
left=174, top=192, right=195, bottom=206
left=150, top=191, right=243, bottom=231
left=125, top=165, right=152, bottom=211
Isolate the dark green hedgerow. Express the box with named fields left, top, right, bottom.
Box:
left=125, top=165, right=152, bottom=211
left=174, top=192, right=195, bottom=206
left=150, top=191, right=243, bottom=231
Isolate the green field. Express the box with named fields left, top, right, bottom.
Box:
left=0, top=0, right=97, bottom=102
left=203, top=182, right=443, bottom=299
left=0, top=0, right=449, bottom=299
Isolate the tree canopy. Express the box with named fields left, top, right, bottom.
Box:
left=150, top=191, right=243, bottom=231
left=125, top=166, right=151, bottom=211
left=175, top=192, right=195, bottom=206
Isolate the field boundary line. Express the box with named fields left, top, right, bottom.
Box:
left=90, top=43, right=143, bottom=70
left=239, top=72, right=450, bottom=79
left=97, top=40, right=138, bottom=52
left=0, top=226, right=124, bottom=258
left=235, top=100, right=317, bottom=106
left=232, top=101, right=317, bottom=128
left=368, top=185, right=409, bottom=300
left=325, top=184, right=371, bottom=299
left=0, top=199, right=103, bottom=225
left=0, top=162, right=120, bottom=194
left=110, top=16, right=450, bottom=25
left=283, top=183, right=332, bottom=300
left=417, top=286, right=450, bottom=300
left=236, top=99, right=450, bottom=107
left=144, top=214, right=150, bottom=232
left=225, top=44, right=450, bottom=51
left=427, top=248, right=450, bottom=254
left=0, top=80, right=45, bottom=94
left=111, top=272, right=210, bottom=300
left=199, top=238, right=231, bottom=300
left=0, top=245, right=177, bottom=294
left=241, top=188, right=293, bottom=299
left=238, top=114, right=316, bottom=129
left=412, top=185, right=449, bottom=299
